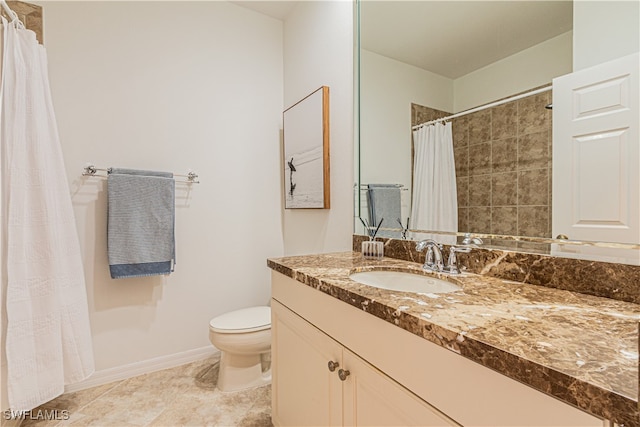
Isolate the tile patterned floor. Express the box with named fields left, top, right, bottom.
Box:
left=6, top=355, right=271, bottom=427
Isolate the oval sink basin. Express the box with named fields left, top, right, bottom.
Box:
left=349, top=270, right=461, bottom=294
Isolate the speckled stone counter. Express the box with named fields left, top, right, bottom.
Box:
left=353, top=235, right=640, bottom=304
left=267, top=252, right=639, bottom=427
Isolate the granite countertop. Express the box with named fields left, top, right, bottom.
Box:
left=267, top=252, right=640, bottom=427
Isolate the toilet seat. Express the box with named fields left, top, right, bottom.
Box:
left=209, top=306, right=271, bottom=334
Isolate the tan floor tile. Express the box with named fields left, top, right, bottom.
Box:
left=193, top=364, right=219, bottom=391
left=236, top=406, right=272, bottom=427
left=43, top=381, right=124, bottom=413
left=73, top=386, right=176, bottom=426
left=14, top=355, right=271, bottom=427
left=246, top=384, right=271, bottom=409
left=11, top=382, right=123, bottom=427
left=12, top=415, right=63, bottom=427
left=147, top=386, right=269, bottom=427
left=238, top=386, right=272, bottom=426
left=64, top=411, right=141, bottom=427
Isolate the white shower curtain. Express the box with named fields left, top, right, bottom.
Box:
left=1, top=16, right=94, bottom=410
left=410, top=122, right=458, bottom=238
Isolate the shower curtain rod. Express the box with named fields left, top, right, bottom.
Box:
left=82, top=165, right=200, bottom=183
left=412, top=85, right=552, bottom=130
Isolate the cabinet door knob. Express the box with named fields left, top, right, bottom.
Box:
left=327, top=361, right=339, bottom=372
left=338, top=368, right=350, bottom=381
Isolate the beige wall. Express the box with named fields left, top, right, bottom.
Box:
left=36, top=1, right=284, bottom=375
left=359, top=31, right=572, bottom=231
left=360, top=50, right=452, bottom=225
left=573, top=0, right=640, bottom=71
left=454, top=31, right=572, bottom=112
left=282, top=1, right=354, bottom=255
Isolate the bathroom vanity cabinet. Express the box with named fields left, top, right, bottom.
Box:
left=271, top=271, right=607, bottom=427
left=272, top=298, right=457, bottom=426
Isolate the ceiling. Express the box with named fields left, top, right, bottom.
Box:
left=232, top=1, right=573, bottom=80
left=361, top=1, right=573, bottom=79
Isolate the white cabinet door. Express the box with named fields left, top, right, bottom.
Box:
left=272, top=300, right=343, bottom=427
left=273, top=299, right=460, bottom=427
left=552, top=53, right=639, bottom=263
left=341, top=349, right=460, bottom=427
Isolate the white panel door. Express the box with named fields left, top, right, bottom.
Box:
left=553, top=53, right=639, bottom=249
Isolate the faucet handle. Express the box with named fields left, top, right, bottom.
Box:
left=446, top=246, right=472, bottom=275
left=450, top=246, right=472, bottom=254
left=462, top=233, right=483, bottom=246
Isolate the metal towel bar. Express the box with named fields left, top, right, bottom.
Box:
left=82, top=164, right=200, bottom=183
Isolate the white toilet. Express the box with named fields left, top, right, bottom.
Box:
left=208, top=306, right=272, bottom=392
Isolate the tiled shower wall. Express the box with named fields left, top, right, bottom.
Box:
left=412, top=89, right=552, bottom=239
left=3, top=1, right=43, bottom=44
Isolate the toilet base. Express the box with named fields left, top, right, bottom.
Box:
left=217, top=351, right=271, bottom=392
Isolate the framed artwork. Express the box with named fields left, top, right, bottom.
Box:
left=283, top=86, right=330, bottom=209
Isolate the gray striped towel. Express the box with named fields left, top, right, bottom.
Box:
left=107, top=168, right=175, bottom=279
left=366, top=184, right=402, bottom=239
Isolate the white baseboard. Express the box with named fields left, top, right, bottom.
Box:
left=64, top=346, right=219, bottom=394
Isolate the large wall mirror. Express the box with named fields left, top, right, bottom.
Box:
left=355, top=0, right=640, bottom=264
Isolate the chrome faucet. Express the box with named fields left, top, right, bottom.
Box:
left=416, top=239, right=472, bottom=274
left=462, top=233, right=483, bottom=246
left=445, top=246, right=471, bottom=274
left=415, top=239, right=444, bottom=272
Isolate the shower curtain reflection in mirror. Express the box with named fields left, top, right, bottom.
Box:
left=410, top=122, right=458, bottom=240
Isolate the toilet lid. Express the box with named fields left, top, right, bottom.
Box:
left=209, top=306, right=271, bottom=333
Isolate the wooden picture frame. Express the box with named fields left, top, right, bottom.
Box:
left=283, top=86, right=330, bottom=209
